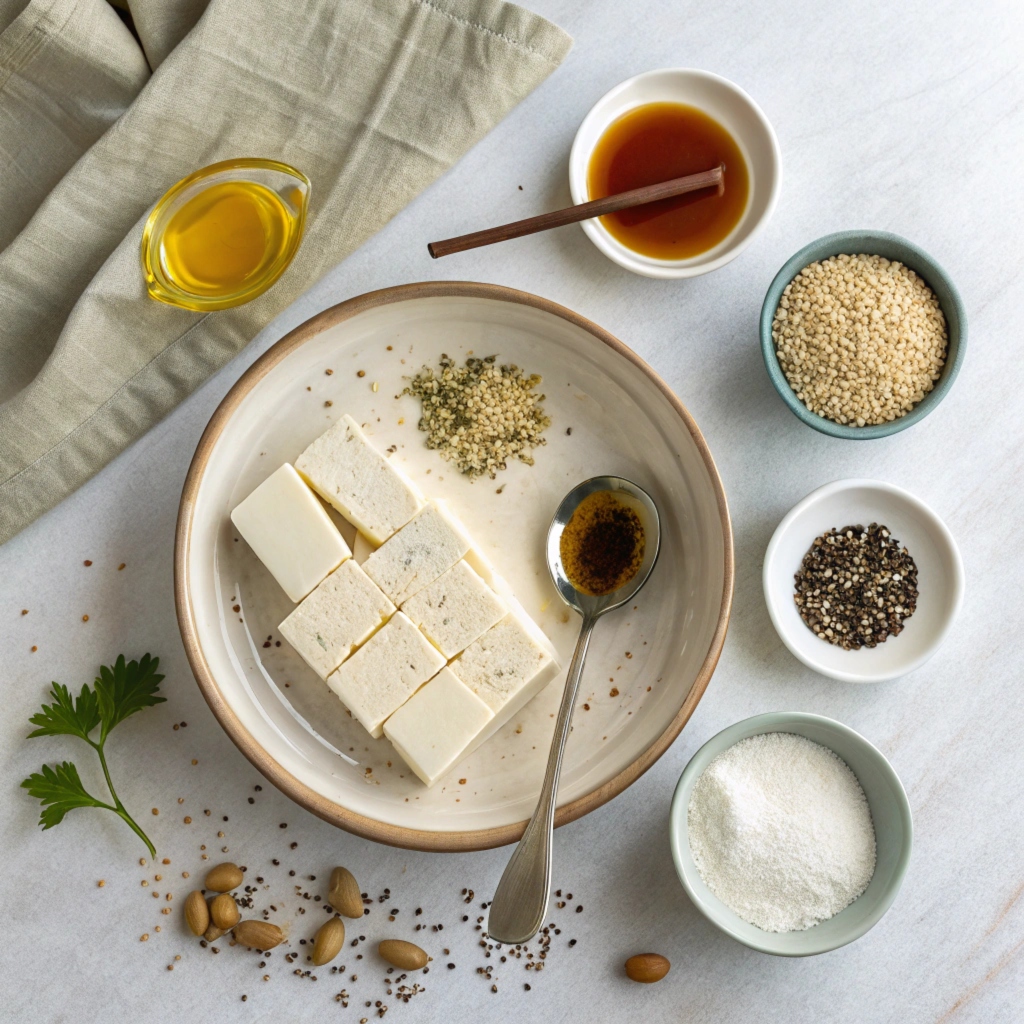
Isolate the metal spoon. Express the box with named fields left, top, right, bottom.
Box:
left=487, top=476, right=661, bottom=945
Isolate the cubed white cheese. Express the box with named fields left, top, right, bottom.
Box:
left=230, top=463, right=350, bottom=602
left=327, top=612, right=445, bottom=738
left=383, top=668, right=494, bottom=786
left=295, top=414, right=423, bottom=544
left=453, top=608, right=559, bottom=746
left=352, top=531, right=377, bottom=565
left=463, top=538, right=499, bottom=588
left=278, top=559, right=394, bottom=679
left=401, top=560, right=506, bottom=658
left=362, top=500, right=472, bottom=605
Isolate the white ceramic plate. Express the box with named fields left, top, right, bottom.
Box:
left=568, top=68, right=782, bottom=278
left=763, top=479, right=963, bottom=683
left=175, top=283, right=733, bottom=850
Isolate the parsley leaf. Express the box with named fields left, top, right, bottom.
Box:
left=28, top=682, right=100, bottom=741
left=95, top=653, right=165, bottom=742
left=22, top=654, right=164, bottom=857
left=20, top=762, right=109, bottom=829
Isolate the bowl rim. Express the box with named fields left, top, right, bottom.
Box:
left=669, top=711, right=914, bottom=956
left=762, top=477, right=965, bottom=683
left=173, top=280, right=735, bottom=851
left=759, top=229, right=967, bottom=438
left=568, top=67, right=782, bottom=279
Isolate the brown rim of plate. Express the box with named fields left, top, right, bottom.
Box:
left=174, top=281, right=734, bottom=852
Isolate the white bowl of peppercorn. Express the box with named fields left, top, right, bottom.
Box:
left=763, top=479, right=963, bottom=683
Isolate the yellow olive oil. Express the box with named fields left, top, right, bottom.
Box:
left=159, top=180, right=293, bottom=298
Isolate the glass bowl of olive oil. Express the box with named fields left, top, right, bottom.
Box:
left=141, top=158, right=309, bottom=311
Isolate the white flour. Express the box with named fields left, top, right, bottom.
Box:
left=687, top=732, right=877, bottom=933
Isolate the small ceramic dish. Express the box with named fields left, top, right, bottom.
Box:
left=568, top=68, right=781, bottom=279
left=669, top=712, right=913, bottom=957
left=763, top=479, right=963, bottom=683
left=760, top=230, right=967, bottom=438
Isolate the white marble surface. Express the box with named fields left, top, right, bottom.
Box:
left=2, top=0, right=1022, bottom=1019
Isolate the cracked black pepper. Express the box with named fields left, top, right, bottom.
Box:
left=794, top=523, right=918, bottom=649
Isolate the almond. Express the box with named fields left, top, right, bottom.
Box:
left=204, top=862, right=243, bottom=893
left=624, top=953, right=670, bottom=983
left=209, top=893, right=240, bottom=930
left=378, top=939, right=428, bottom=971
left=184, top=890, right=209, bottom=936
left=233, top=920, right=285, bottom=950
left=311, top=917, right=346, bottom=966
left=327, top=866, right=363, bottom=919
left=203, top=897, right=225, bottom=941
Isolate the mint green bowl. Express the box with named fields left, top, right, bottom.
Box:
left=760, top=230, right=966, bottom=439
left=669, top=712, right=913, bottom=956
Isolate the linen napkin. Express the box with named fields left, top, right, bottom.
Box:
left=0, top=0, right=571, bottom=545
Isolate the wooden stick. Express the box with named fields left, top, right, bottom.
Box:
left=427, top=165, right=724, bottom=259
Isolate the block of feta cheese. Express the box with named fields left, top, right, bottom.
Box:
left=362, top=500, right=472, bottom=605
left=295, top=414, right=423, bottom=545
left=351, top=532, right=377, bottom=565
left=278, top=559, right=394, bottom=680
left=401, top=560, right=506, bottom=658
left=452, top=607, right=559, bottom=750
left=230, top=463, right=350, bottom=603
left=383, top=668, right=494, bottom=786
left=327, top=612, right=445, bottom=738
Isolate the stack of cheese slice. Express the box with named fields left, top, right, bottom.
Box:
left=230, top=414, right=559, bottom=786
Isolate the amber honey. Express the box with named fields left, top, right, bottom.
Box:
left=587, top=102, right=749, bottom=260
left=159, top=180, right=293, bottom=297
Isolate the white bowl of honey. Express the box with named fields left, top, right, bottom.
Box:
left=569, top=69, right=781, bottom=278
left=141, top=158, right=309, bottom=311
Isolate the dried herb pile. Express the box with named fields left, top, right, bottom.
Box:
left=403, top=355, right=550, bottom=479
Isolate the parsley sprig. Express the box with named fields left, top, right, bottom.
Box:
left=21, top=654, right=165, bottom=857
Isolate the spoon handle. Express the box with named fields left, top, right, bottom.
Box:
left=487, top=612, right=598, bottom=945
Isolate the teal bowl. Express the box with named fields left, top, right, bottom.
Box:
left=760, top=230, right=966, bottom=439
left=669, top=712, right=913, bottom=956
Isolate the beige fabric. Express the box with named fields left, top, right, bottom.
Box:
left=0, top=0, right=30, bottom=35
left=127, top=0, right=210, bottom=69
left=0, top=0, right=150, bottom=249
left=0, top=0, right=571, bottom=545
